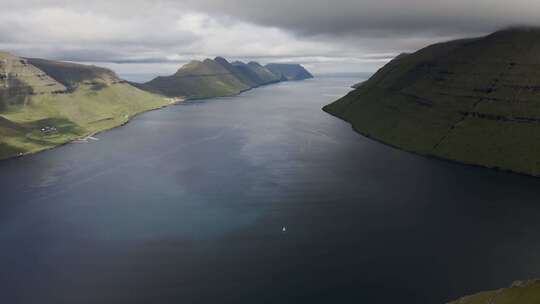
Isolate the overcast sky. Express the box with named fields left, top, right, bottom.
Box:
left=2, top=0, right=539, bottom=76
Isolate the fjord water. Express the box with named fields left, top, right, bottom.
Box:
left=2, top=76, right=540, bottom=304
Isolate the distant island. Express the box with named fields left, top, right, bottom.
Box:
left=324, top=28, right=540, bottom=177
left=0, top=52, right=312, bottom=160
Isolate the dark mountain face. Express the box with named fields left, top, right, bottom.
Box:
left=247, top=61, right=263, bottom=67
left=265, top=63, right=314, bottom=81
left=232, top=61, right=281, bottom=86
left=26, top=58, right=120, bottom=90
left=230, top=61, right=264, bottom=87
left=215, top=57, right=260, bottom=87
left=324, top=28, right=540, bottom=176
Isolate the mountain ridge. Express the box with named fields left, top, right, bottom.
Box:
left=0, top=52, right=313, bottom=160
left=138, top=57, right=313, bottom=99
left=324, top=28, right=540, bottom=177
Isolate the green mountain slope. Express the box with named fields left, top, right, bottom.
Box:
left=0, top=52, right=67, bottom=111
left=447, top=280, right=540, bottom=304
left=232, top=61, right=281, bottom=86
left=140, top=58, right=251, bottom=99
left=0, top=52, right=170, bottom=160
left=0, top=52, right=313, bottom=160
left=265, top=63, right=314, bottom=80
left=214, top=57, right=259, bottom=88
left=324, top=28, right=540, bottom=176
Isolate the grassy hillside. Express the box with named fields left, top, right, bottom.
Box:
left=141, top=58, right=251, bottom=99
left=26, top=58, right=120, bottom=90
left=0, top=52, right=67, bottom=111
left=0, top=52, right=170, bottom=160
left=232, top=61, right=281, bottom=86
left=447, top=280, right=540, bottom=304
left=265, top=63, right=314, bottom=80
left=215, top=57, right=259, bottom=88
left=324, top=28, right=540, bottom=176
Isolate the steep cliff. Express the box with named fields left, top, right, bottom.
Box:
left=265, top=63, right=314, bottom=81
left=0, top=52, right=169, bottom=160
left=324, top=28, right=540, bottom=176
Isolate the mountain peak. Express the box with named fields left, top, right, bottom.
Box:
left=485, top=26, right=540, bottom=41
left=26, top=58, right=120, bottom=89
left=0, top=52, right=67, bottom=101
left=214, top=56, right=229, bottom=64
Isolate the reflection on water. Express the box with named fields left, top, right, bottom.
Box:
left=1, top=76, right=540, bottom=303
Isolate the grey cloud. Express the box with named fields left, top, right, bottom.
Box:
left=1, top=0, right=538, bottom=73
left=179, top=0, right=540, bottom=38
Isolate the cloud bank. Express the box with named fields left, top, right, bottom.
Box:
left=1, top=0, right=538, bottom=73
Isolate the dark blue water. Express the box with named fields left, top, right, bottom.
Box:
left=2, top=76, right=540, bottom=304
